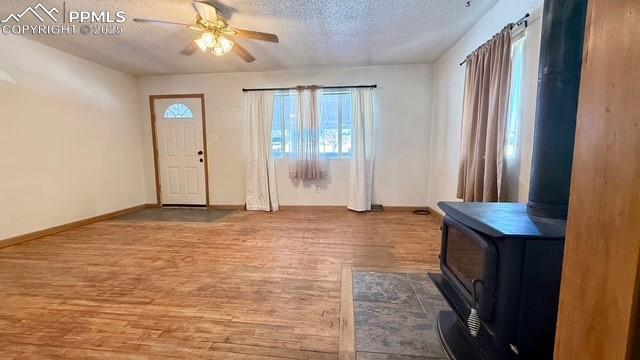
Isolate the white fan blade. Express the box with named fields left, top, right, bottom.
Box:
left=192, top=2, right=218, bottom=22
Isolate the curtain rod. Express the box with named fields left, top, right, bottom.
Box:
left=459, top=12, right=530, bottom=66
left=242, top=84, right=377, bottom=92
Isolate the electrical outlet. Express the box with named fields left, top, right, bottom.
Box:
left=315, top=185, right=321, bottom=193
left=211, top=134, right=219, bottom=142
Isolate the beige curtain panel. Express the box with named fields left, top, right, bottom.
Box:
left=457, top=26, right=512, bottom=202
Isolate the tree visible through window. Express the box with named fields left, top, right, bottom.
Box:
left=272, top=91, right=352, bottom=158
left=164, top=103, right=194, bottom=119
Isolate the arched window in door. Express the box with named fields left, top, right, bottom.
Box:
left=164, top=103, right=194, bottom=119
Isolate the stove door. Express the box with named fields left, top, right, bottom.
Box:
left=441, top=216, right=497, bottom=321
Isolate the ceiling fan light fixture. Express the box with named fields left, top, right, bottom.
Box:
left=195, top=37, right=208, bottom=52
left=195, top=31, right=232, bottom=56
left=195, top=32, right=215, bottom=52
left=201, top=32, right=216, bottom=47
left=136, top=1, right=274, bottom=63
left=212, top=36, right=234, bottom=56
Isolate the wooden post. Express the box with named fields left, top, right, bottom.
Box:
left=554, top=0, right=640, bottom=358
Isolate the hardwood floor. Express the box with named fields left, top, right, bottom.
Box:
left=0, top=208, right=442, bottom=359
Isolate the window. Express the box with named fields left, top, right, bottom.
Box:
left=272, top=91, right=352, bottom=158
left=505, top=35, right=526, bottom=159
left=320, top=91, right=352, bottom=157
left=164, top=103, right=193, bottom=119
left=271, top=93, right=296, bottom=157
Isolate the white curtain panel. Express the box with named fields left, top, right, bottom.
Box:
left=245, top=91, right=279, bottom=211
left=348, top=88, right=375, bottom=212
left=288, top=88, right=328, bottom=181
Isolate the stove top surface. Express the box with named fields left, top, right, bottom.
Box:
left=438, top=202, right=566, bottom=239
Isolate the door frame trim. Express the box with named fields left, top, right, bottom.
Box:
left=149, top=94, right=210, bottom=207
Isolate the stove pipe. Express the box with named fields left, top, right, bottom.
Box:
left=527, top=0, right=588, bottom=219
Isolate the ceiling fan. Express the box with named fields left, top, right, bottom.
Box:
left=133, top=1, right=279, bottom=63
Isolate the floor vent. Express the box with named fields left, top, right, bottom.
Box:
left=370, top=204, right=384, bottom=212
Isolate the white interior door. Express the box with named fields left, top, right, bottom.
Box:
left=153, top=97, right=207, bottom=206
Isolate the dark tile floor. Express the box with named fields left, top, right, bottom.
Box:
left=353, top=272, right=450, bottom=360
left=114, top=207, right=234, bottom=223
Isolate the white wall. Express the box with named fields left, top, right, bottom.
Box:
left=0, top=36, right=147, bottom=240
left=137, top=64, right=434, bottom=207
left=428, top=0, right=543, bottom=213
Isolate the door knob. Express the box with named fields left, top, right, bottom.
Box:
left=197, top=150, right=203, bottom=155
left=200, top=159, right=204, bottom=162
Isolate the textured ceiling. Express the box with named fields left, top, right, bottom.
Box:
left=1, top=0, right=498, bottom=75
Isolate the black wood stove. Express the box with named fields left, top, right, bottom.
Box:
left=429, top=0, right=588, bottom=359
left=430, top=204, right=566, bottom=359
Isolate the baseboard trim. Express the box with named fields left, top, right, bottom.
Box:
left=279, top=205, right=346, bottom=210
left=209, top=204, right=441, bottom=216
left=384, top=206, right=430, bottom=212
left=0, top=204, right=149, bottom=250
left=275, top=205, right=434, bottom=212
left=426, top=206, right=444, bottom=221
left=208, top=204, right=245, bottom=210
